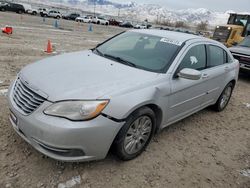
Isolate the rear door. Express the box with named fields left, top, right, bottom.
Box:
left=200, top=45, right=232, bottom=106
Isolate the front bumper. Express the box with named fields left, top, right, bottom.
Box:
left=7, top=82, right=124, bottom=162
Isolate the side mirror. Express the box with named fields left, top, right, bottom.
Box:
left=178, top=68, right=202, bottom=80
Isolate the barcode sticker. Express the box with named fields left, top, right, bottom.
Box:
left=160, top=38, right=182, bottom=46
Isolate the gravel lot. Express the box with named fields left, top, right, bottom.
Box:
left=0, top=12, right=250, bottom=188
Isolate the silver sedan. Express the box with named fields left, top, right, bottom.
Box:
left=8, top=30, right=239, bottom=162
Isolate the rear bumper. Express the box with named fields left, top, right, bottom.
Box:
left=7, top=82, right=124, bottom=162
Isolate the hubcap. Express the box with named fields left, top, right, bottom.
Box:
left=220, top=86, right=232, bottom=109
left=124, top=116, right=152, bottom=155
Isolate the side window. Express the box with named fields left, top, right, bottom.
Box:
left=178, top=45, right=206, bottom=71
left=208, top=45, right=224, bottom=67
left=223, top=50, right=232, bottom=63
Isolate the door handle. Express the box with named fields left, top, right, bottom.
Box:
left=224, top=66, right=230, bottom=72
left=202, top=73, right=209, bottom=79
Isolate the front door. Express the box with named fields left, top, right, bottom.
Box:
left=167, top=44, right=207, bottom=124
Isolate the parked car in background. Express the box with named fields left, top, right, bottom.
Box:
left=92, top=16, right=109, bottom=25
left=47, top=10, right=62, bottom=19
left=8, top=30, right=239, bottom=162
left=75, top=15, right=92, bottom=23
left=63, top=13, right=80, bottom=20
left=119, top=21, right=134, bottom=28
left=109, top=19, right=121, bottom=26
left=39, top=8, right=49, bottom=17
left=229, top=36, right=250, bottom=73
left=0, top=2, right=25, bottom=13
left=26, top=7, right=38, bottom=15
left=134, top=24, right=147, bottom=29
left=0, top=1, right=8, bottom=11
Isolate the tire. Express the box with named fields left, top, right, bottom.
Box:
left=56, top=16, right=60, bottom=19
left=18, top=10, right=23, bottom=14
left=97, top=21, right=100, bottom=24
left=0, top=7, right=5, bottom=11
left=32, top=11, right=37, bottom=15
left=212, top=82, right=234, bottom=112
left=113, top=107, right=156, bottom=161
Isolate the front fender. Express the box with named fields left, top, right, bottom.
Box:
left=102, top=81, right=170, bottom=121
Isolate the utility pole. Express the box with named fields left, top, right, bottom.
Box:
left=118, top=8, right=120, bottom=18
left=94, top=0, right=96, bottom=16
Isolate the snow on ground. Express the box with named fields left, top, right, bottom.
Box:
left=239, top=169, right=250, bottom=178
left=0, top=89, right=8, bottom=97
left=58, top=176, right=81, bottom=188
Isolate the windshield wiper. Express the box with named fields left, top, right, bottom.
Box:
left=103, top=54, right=137, bottom=68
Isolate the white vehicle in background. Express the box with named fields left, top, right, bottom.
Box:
left=47, top=10, right=62, bottom=19
left=26, top=6, right=38, bottom=15
left=75, top=16, right=92, bottom=23
left=39, top=8, right=49, bottom=17
left=92, top=16, right=109, bottom=25
left=134, top=24, right=147, bottom=29
left=26, top=8, right=38, bottom=15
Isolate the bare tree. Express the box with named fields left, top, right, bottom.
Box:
left=196, top=21, right=208, bottom=31
left=161, top=19, right=174, bottom=27
left=175, top=21, right=189, bottom=29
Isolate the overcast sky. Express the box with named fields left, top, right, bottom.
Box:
left=118, top=0, right=250, bottom=12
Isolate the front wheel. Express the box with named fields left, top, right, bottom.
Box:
left=113, top=107, right=156, bottom=161
left=212, top=82, right=234, bottom=112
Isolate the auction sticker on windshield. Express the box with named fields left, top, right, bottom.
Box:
left=160, top=38, right=183, bottom=46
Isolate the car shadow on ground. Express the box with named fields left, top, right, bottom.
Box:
left=238, top=72, right=250, bottom=83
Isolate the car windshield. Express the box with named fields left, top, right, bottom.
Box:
left=238, top=37, right=250, bottom=47
left=95, top=31, right=181, bottom=73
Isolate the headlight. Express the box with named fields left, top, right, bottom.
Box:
left=44, top=100, right=109, bottom=121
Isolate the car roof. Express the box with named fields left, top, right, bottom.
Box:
left=131, top=29, right=205, bottom=43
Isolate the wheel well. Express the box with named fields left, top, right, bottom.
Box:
left=230, top=79, right=236, bottom=88
left=145, top=104, right=163, bottom=134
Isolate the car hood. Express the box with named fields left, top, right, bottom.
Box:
left=229, top=46, right=250, bottom=56
left=20, top=50, right=159, bottom=101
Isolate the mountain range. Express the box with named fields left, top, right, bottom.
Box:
left=21, top=0, right=241, bottom=25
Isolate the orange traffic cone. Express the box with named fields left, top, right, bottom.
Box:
left=45, top=40, right=53, bottom=53
left=1, top=26, right=13, bottom=34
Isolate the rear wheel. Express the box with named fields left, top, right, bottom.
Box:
left=113, top=107, right=156, bottom=161
left=56, top=15, right=60, bottom=19
left=0, top=7, right=5, bottom=11
left=212, top=82, right=234, bottom=112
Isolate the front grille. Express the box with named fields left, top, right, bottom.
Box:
left=232, top=54, right=250, bottom=65
left=12, top=78, right=46, bottom=115
left=212, top=27, right=231, bottom=43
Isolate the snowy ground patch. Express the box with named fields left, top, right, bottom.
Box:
left=58, top=175, right=81, bottom=188
left=0, top=89, right=8, bottom=96
left=243, top=103, right=250, bottom=108
left=239, top=169, right=250, bottom=178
